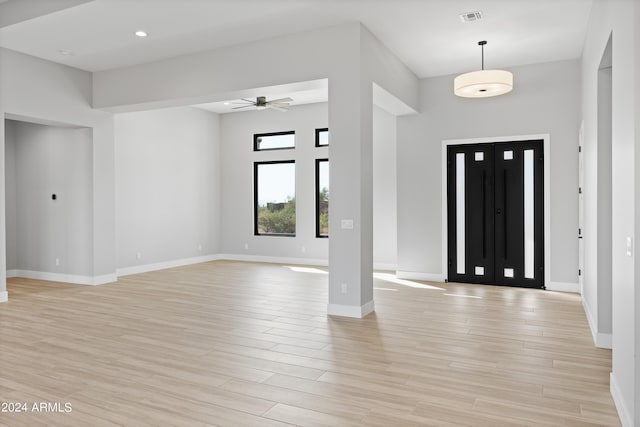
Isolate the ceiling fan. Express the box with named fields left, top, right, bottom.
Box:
left=232, top=96, right=293, bottom=112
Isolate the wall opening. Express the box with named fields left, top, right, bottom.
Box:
left=4, top=118, right=93, bottom=284
left=596, top=34, right=613, bottom=343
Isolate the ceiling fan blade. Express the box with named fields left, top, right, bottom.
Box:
left=232, top=105, right=255, bottom=110
left=266, top=104, right=289, bottom=112
left=231, top=101, right=254, bottom=105
left=267, top=97, right=293, bottom=103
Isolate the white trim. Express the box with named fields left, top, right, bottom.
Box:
left=6, top=269, right=18, bottom=278
left=546, top=281, right=579, bottom=293
left=441, top=134, right=551, bottom=287
left=396, top=271, right=446, bottom=282
left=610, top=373, right=633, bottom=427
left=583, top=296, right=598, bottom=344
left=327, top=300, right=375, bottom=318
left=582, top=295, right=612, bottom=349
left=373, top=262, right=397, bottom=272
left=596, top=333, right=612, bottom=349
left=0, top=291, right=7, bottom=303
left=93, top=274, right=117, bottom=285
left=217, top=253, right=328, bottom=267
left=7, top=270, right=114, bottom=286
left=116, top=254, right=223, bottom=277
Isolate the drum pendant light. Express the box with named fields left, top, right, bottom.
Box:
left=454, top=41, right=513, bottom=98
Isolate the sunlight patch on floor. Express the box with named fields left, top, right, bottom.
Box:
left=284, top=266, right=327, bottom=274
left=373, top=272, right=444, bottom=290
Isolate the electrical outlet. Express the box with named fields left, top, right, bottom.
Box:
left=136, top=252, right=142, bottom=260
left=301, top=246, right=306, bottom=253
left=341, top=283, right=347, bottom=294
left=341, top=219, right=354, bottom=229
left=197, top=244, right=203, bottom=252
left=55, top=258, right=60, bottom=266
left=244, top=243, right=249, bottom=250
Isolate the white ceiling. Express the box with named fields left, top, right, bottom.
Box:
left=0, top=0, right=593, bottom=79
left=0, top=0, right=593, bottom=113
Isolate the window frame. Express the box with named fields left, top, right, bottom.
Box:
left=253, top=131, right=295, bottom=152
left=315, top=128, right=329, bottom=147
left=315, top=158, right=329, bottom=238
left=254, top=160, right=296, bottom=237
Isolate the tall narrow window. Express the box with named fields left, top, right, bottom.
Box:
left=254, top=131, right=295, bottom=151
left=316, top=159, right=329, bottom=237
left=456, top=152, right=465, bottom=274
left=254, top=161, right=296, bottom=236
left=315, top=128, right=329, bottom=147
left=524, top=149, right=535, bottom=278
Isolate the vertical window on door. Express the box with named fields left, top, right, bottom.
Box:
left=316, top=159, right=329, bottom=237
left=456, top=152, right=466, bottom=274
left=524, top=149, right=535, bottom=278
left=254, top=161, right=296, bottom=236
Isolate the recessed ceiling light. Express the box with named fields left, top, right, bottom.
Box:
left=58, top=49, right=73, bottom=56
left=223, top=102, right=230, bottom=105
left=135, top=30, right=148, bottom=38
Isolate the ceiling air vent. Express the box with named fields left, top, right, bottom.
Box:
left=459, top=11, right=483, bottom=23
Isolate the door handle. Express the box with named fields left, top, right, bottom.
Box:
left=496, top=208, right=502, bottom=214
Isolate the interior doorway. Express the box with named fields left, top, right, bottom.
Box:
left=447, top=140, right=544, bottom=289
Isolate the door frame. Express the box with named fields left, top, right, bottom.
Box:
left=441, top=134, right=551, bottom=288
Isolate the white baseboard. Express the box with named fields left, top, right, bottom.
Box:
left=396, top=271, right=446, bottom=282
left=595, top=333, right=612, bottom=349
left=93, top=274, right=118, bottom=285
left=373, top=263, right=397, bottom=272
left=327, top=300, right=375, bottom=318
left=610, top=373, right=633, bottom=427
left=7, top=270, right=115, bottom=286
left=546, top=281, right=579, bottom=293
left=0, top=291, right=7, bottom=303
left=218, top=253, right=328, bottom=267
left=582, top=295, right=612, bottom=349
left=116, top=254, right=222, bottom=277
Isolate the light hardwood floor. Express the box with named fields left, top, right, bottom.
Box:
left=0, top=261, right=620, bottom=426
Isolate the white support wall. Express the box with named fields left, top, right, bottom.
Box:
left=581, top=1, right=638, bottom=425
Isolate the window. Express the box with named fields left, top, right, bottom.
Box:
left=254, top=161, right=296, bottom=236
left=315, top=128, right=329, bottom=147
left=254, top=131, right=295, bottom=151
left=316, top=159, right=329, bottom=237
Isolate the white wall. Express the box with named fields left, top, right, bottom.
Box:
left=0, top=47, right=115, bottom=293
left=114, top=107, right=221, bottom=272
left=5, top=120, right=93, bottom=277
left=397, top=60, right=580, bottom=287
left=373, top=105, right=397, bottom=268
left=220, top=103, right=329, bottom=261
left=4, top=120, right=17, bottom=270
left=581, top=1, right=638, bottom=425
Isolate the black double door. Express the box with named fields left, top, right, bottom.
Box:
left=447, top=141, right=544, bottom=289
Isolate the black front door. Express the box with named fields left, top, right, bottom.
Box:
left=447, top=140, right=544, bottom=289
